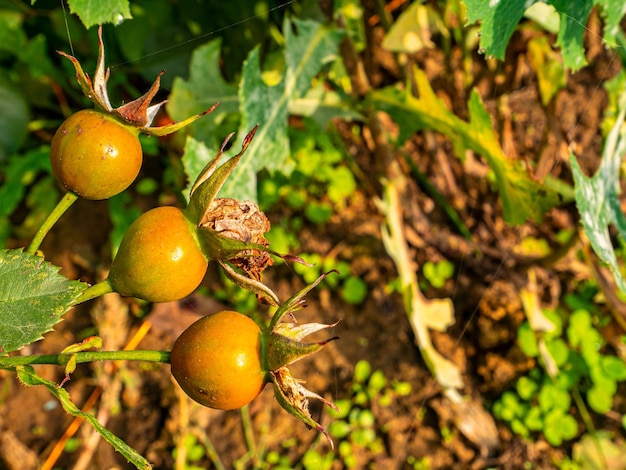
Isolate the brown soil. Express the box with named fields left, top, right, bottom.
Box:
left=2, top=9, right=626, bottom=470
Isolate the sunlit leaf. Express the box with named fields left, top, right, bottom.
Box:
left=382, top=2, right=435, bottom=53
left=596, top=0, right=626, bottom=46
left=527, top=36, right=566, bottom=106
left=370, top=68, right=560, bottom=225
left=289, top=83, right=362, bottom=128
left=550, top=0, right=593, bottom=71
left=220, top=18, right=345, bottom=200
left=571, top=93, right=626, bottom=294
left=67, top=0, right=132, bottom=29
left=465, top=0, right=610, bottom=71
left=463, top=0, right=527, bottom=60
left=167, top=39, right=238, bottom=148
left=0, top=249, right=86, bottom=353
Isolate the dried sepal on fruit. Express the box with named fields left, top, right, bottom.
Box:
left=93, top=126, right=301, bottom=303
left=265, top=271, right=340, bottom=447
left=183, top=126, right=308, bottom=306
left=50, top=25, right=216, bottom=201
left=270, top=367, right=338, bottom=446
left=168, top=272, right=340, bottom=447
left=201, top=198, right=273, bottom=282
left=58, top=25, right=215, bottom=135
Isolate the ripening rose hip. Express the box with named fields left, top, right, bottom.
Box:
left=50, top=110, right=142, bottom=200
left=51, top=26, right=213, bottom=201
left=170, top=310, right=266, bottom=410
left=168, top=275, right=340, bottom=446
left=108, top=206, right=208, bottom=302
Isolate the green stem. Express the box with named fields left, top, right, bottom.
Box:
left=73, top=279, right=114, bottom=305
left=241, top=405, right=257, bottom=456
left=201, top=432, right=226, bottom=470
left=0, top=350, right=171, bottom=368
left=403, top=151, right=472, bottom=240
left=572, top=387, right=605, bottom=465
left=234, top=404, right=258, bottom=469
left=27, top=191, right=78, bottom=254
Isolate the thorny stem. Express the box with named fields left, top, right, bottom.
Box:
left=27, top=191, right=78, bottom=254
left=0, top=350, right=171, bottom=368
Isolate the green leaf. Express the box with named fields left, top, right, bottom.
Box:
left=219, top=18, right=345, bottom=200
left=571, top=91, right=626, bottom=295
left=0, top=249, right=86, bottom=353
left=555, top=353, right=585, bottom=390
left=67, top=0, right=132, bottom=29
left=327, top=165, right=357, bottom=203
left=518, top=322, right=539, bottom=357
left=538, top=382, right=571, bottom=413
left=527, top=36, right=566, bottom=106
left=369, top=69, right=560, bottom=224
left=16, top=365, right=151, bottom=469
left=596, top=0, right=626, bottom=47
left=463, top=0, right=527, bottom=60
left=567, top=309, right=592, bottom=347
left=466, top=0, right=609, bottom=71
left=305, top=201, right=333, bottom=224
left=560, top=414, right=579, bottom=440
left=0, top=10, right=27, bottom=55
left=544, top=338, right=569, bottom=367
left=289, top=83, right=363, bottom=129
left=516, top=376, right=539, bottom=401
left=423, top=260, right=454, bottom=288
left=549, top=0, right=593, bottom=71
left=340, top=276, right=368, bottom=305
left=0, top=75, right=29, bottom=159
left=167, top=39, right=238, bottom=149
left=580, top=329, right=604, bottom=366
left=382, top=2, right=435, bottom=53
left=587, top=385, right=613, bottom=413
left=590, top=365, right=618, bottom=395
left=180, top=137, right=213, bottom=203
left=524, top=406, right=544, bottom=431
left=0, top=148, right=50, bottom=218
left=601, top=355, right=626, bottom=381
left=543, top=409, right=566, bottom=446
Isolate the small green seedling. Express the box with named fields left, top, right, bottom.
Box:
left=258, top=117, right=357, bottom=227
left=171, top=434, right=206, bottom=470
left=293, top=254, right=368, bottom=305
left=422, top=260, right=454, bottom=288
left=495, top=306, right=626, bottom=446
left=318, top=360, right=411, bottom=467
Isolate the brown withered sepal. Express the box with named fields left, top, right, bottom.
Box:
left=201, top=198, right=273, bottom=281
